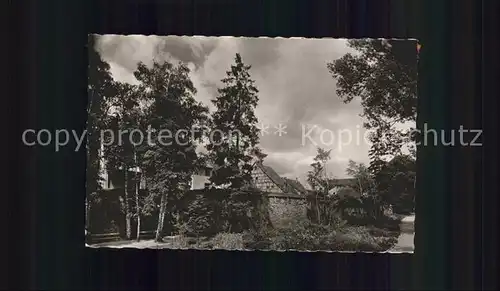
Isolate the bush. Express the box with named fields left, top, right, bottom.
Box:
left=242, top=228, right=273, bottom=250
left=270, top=224, right=319, bottom=250
left=174, top=189, right=271, bottom=238
left=241, top=215, right=388, bottom=252
left=377, top=236, right=398, bottom=250
left=367, top=226, right=390, bottom=237
left=335, top=227, right=383, bottom=251
left=167, top=235, right=191, bottom=249
left=220, top=192, right=253, bottom=233
left=343, top=210, right=401, bottom=232
left=210, top=233, right=244, bottom=250
left=269, top=224, right=385, bottom=251
left=176, top=194, right=219, bottom=237
left=375, top=215, right=401, bottom=231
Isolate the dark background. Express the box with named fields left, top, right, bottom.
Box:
left=7, top=0, right=496, bottom=289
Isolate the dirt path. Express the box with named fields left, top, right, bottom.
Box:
left=86, top=235, right=186, bottom=249
left=390, top=214, right=415, bottom=253
left=87, top=240, right=162, bottom=248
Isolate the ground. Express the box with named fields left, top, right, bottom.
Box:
left=87, top=240, right=162, bottom=248
left=88, top=234, right=246, bottom=249
left=389, top=214, right=415, bottom=252
left=87, top=215, right=416, bottom=251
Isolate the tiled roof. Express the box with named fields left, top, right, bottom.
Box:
left=283, top=177, right=307, bottom=194
left=254, top=162, right=307, bottom=195
left=258, top=164, right=287, bottom=191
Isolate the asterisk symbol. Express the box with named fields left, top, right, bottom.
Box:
left=256, top=122, right=270, bottom=136
left=274, top=123, right=287, bottom=137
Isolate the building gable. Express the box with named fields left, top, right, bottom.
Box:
left=252, top=165, right=285, bottom=193
left=251, top=162, right=307, bottom=195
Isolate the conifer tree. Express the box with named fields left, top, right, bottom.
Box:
left=207, top=53, right=261, bottom=189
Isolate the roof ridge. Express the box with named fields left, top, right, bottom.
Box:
left=283, top=177, right=307, bottom=194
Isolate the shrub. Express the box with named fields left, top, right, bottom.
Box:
left=242, top=228, right=274, bottom=250
left=176, top=194, right=219, bottom=237
left=308, top=194, right=350, bottom=227
left=220, top=192, right=253, bottom=233
left=335, top=226, right=383, bottom=251
left=210, top=233, right=244, bottom=250
left=270, top=221, right=321, bottom=250
left=243, top=215, right=391, bottom=252
left=343, top=210, right=402, bottom=233
left=367, top=226, right=389, bottom=237
left=377, top=236, right=398, bottom=250
left=175, top=189, right=271, bottom=238
left=167, top=235, right=191, bottom=249
left=269, top=224, right=384, bottom=251
left=374, top=215, right=401, bottom=231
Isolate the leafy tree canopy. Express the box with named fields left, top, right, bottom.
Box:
left=327, top=40, right=418, bottom=170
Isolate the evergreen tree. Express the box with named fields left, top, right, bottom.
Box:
left=207, top=53, right=261, bottom=189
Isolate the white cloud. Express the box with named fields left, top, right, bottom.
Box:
left=94, top=35, right=415, bottom=183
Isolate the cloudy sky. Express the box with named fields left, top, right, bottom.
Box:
left=94, top=35, right=378, bottom=186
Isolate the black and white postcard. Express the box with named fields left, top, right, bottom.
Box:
left=85, top=35, right=417, bottom=252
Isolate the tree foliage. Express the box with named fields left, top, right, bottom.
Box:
left=375, top=155, right=416, bottom=214
left=345, top=160, right=375, bottom=195
left=102, top=82, right=144, bottom=239
left=328, top=40, right=418, bottom=216
left=327, top=39, right=418, bottom=170
left=307, top=147, right=333, bottom=196
left=207, top=53, right=261, bottom=189
left=306, top=148, right=356, bottom=225
left=134, top=61, right=209, bottom=241
left=103, top=83, right=142, bottom=169
left=87, top=35, right=116, bottom=197
left=87, top=35, right=117, bottom=230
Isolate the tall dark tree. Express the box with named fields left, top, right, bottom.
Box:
left=134, top=61, right=209, bottom=242
left=86, top=34, right=117, bottom=231
left=374, top=154, right=416, bottom=214
left=207, top=53, right=261, bottom=189
left=327, top=40, right=418, bottom=172
left=103, top=83, right=142, bottom=239
left=131, top=108, right=149, bottom=241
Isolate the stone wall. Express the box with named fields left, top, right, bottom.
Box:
left=267, top=193, right=308, bottom=227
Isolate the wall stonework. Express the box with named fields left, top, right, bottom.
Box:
left=268, top=196, right=308, bottom=227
